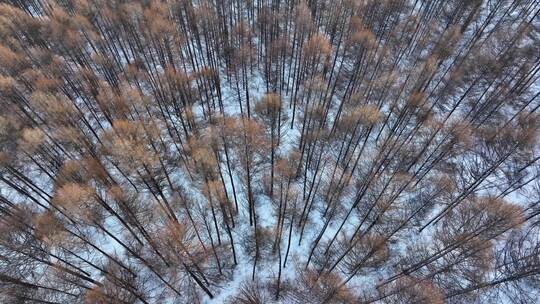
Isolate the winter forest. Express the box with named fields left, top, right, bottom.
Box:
left=0, top=0, right=539, bottom=303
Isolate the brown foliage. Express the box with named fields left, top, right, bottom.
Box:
left=292, top=268, right=356, bottom=304
left=54, top=183, right=102, bottom=224
left=304, top=33, right=332, bottom=60
left=386, top=276, right=445, bottom=304
left=33, top=211, right=66, bottom=246
left=101, top=120, right=159, bottom=168
left=0, top=1, right=538, bottom=303
left=440, top=197, right=524, bottom=244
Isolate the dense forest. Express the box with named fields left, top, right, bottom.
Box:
left=0, top=0, right=539, bottom=303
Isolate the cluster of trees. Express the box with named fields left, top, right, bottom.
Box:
left=0, top=0, right=539, bottom=303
